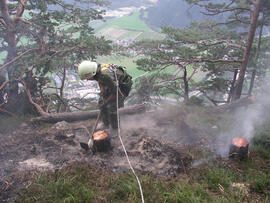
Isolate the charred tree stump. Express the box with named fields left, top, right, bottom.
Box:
left=92, top=130, right=111, bottom=153
left=229, top=137, right=249, bottom=161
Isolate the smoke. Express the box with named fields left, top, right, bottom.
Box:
left=122, top=80, right=270, bottom=159
left=120, top=107, right=189, bottom=145
left=121, top=113, right=156, bottom=131
left=214, top=82, right=270, bottom=157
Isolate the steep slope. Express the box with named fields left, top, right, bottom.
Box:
left=1, top=107, right=212, bottom=202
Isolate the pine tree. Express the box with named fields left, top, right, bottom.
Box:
left=0, top=0, right=112, bottom=115
left=133, top=23, right=243, bottom=105
left=185, top=0, right=265, bottom=100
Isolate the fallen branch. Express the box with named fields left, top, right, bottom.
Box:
left=217, top=96, right=255, bottom=112
left=30, top=104, right=146, bottom=123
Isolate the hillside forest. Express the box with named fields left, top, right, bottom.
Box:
left=0, top=0, right=270, bottom=115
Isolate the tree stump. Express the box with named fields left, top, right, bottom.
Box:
left=229, top=137, right=249, bottom=161
left=92, top=130, right=111, bottom=153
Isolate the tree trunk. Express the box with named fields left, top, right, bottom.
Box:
left=227, top=68, right=238, bottom=103
left=183, top=67, right=189, bottom=104
left=57, top=66, right=67, bottom=113
left=248, top=11, right=264, bottom=96
left=6, top=31, right=20, bottom=112
left=30, top=104, right=146, bottom=123
left=0, top=76, right=7, bottom=105
left=233, top=0, right=262, bottom=100
left=0, top=0, right=19, bottom=113
left=248, top=70, right=256, bottom=96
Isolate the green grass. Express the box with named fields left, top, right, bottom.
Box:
left=196, top=166, right=238, bottom=192
left=19, top=164, right=110, bottom=202
left=252, top=145, right=270, bottom=159
left=251, top=122, right=270, bottom=159
left=17, top=158, right=270, bottom=203
left=249, top=172, right=270, bottom=194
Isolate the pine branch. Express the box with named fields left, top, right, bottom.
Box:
left=0, top=48, right=39, bottom=71
left=201, top=7, right=250, bottom=16
left=198, top=40, right=245, bottom=50
left=175, top=58, right=243, bottom=64
left=14, top=0, right=27, bottom=21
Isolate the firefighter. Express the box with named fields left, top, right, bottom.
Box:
left=77, top=60, right=131, bottom=131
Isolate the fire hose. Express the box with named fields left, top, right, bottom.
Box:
left=114, top=70, right=145, bottom=203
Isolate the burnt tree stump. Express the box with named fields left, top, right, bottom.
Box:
left=92, top=130, right=111, bottom=153
left=229, top=137, right=249, bottom=161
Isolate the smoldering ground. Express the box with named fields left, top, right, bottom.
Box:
left=6, top=97, right=270, bottom=202
left=1, top=107, right=205, bottom=202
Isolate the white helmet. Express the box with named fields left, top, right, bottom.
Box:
left=78, top=61, right=98, bottom=80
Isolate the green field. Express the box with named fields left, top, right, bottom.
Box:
left=97, top=55, right=206, bottom=83
left=97, top=55, right=145, bottom=79
left=97, top=55, right=178, bottom=81
left=92, top=11, right=164, bottom=41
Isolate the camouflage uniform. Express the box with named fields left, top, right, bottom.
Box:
left=94, top=64, right=126, bottom=129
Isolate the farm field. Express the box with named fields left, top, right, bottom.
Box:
left=97, top=55, right=145, bottom=79
left=92, top=11, right=163, bottom=41
left=97, top=55, right=206, bottom=83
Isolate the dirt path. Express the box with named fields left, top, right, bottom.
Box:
left=0, top=111, right=207, bottom=202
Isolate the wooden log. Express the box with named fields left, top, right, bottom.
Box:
left=30, top=104, right=146, bottom=123
left=229, top=137, right=249, bottom=161
left=218, top=96, right=255, bottom=112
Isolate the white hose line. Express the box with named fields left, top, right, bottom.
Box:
left=114, top=70, right=145, bottom=203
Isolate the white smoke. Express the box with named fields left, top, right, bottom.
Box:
left=215, top=78, right=270, bottom=157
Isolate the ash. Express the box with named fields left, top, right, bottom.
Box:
left=0, top=109, right=209, bottom=202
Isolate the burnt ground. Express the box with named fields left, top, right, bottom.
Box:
left=0, top=108, right=216, bottom=202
